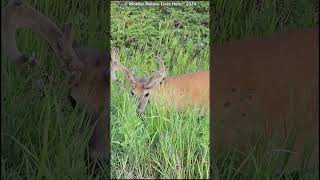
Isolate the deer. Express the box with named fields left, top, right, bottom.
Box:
left=112, top=26, right=318, bottom=174
left=211, top=27, right=319, bottom=174
left=1, top=0, right=116, bottom=167
left=110, top=47, right=210, bottom=115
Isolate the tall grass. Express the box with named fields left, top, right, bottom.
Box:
left=110, top=1, right=210, bottom=179
left=1, top=0, right=109, bottom=179
left=210, top=0, right=319, bottom=179
left=1, top=0, right=318, bottom=179
left=211, top=0, right=318, bottom=44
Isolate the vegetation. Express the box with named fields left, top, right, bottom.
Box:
left=111, top=1, right=210, bottom=179
left=1, top=0, right=318, bottom=179
left=1, top=0, right=109, bottom=179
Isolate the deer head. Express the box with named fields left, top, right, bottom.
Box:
left=111, top=49, right=166, bottom=114
left=1, top=0, right=111, bottom=161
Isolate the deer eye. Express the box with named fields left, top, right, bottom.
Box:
left=130, top=91, right=134, bottom=96
left=144, top=92, right=149, bottom=97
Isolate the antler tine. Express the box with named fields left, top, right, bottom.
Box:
left=144, top=55, right=166, bottom=89
left=110, top=47, right=120, bottom=82
left=112, top=47, right=119, bottom=57
left=110, top=48, right=137, bottom=84
left=155, top=55, right=166, bottom=77
left=62, top=23, right=74, bottom=49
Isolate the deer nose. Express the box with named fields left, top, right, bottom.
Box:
left=136, top=109, right=144, bottom=117
left=136, top=110, right=142, bottom=118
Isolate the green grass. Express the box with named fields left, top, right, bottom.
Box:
left=211, top=0, right=318, bottom=44
left=2, top=0, right=319, bottom=179
left=211, top=0, right=319, bottom=179
left=1, top=0, right=109, bottom=179
left=110, top=1, right=210, bottom=179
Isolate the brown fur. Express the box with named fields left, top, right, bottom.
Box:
left=212, top=27, right=319, bottom=172
left=112, top=48, right=209, bottom=113
left=151, top=71, right=210, bottom=110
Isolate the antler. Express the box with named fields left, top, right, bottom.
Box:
left=110, top=47, right=137, bottom=85
left=2, top=0, right=111, bottom=164
left=110, top=49, right=166, bottom=89
left=110, top=47, right=121, bottom=82
left=155, top=55, right=166, bottom=77
left=144, top=55, right=166, bottom=89
left=1, top=0, right=83, bottom=75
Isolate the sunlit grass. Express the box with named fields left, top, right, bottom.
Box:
left=1, top=0, right=318, bottom=179
left=110, top=1, right=210, bottom=179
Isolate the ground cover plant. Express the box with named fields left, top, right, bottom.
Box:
left=1, top=0, right=109, bottom=179
left=1, top=0, right=318, bottom=179
left=110, top=1, right=210, bottom=179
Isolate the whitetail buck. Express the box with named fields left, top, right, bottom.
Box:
left=212, top=27, right=319, bottom=173
left=111, top=47, right=210, bottom=114
left=1, top=0, right=110, bottom=163
left=113, top=26, right=318, bottom=173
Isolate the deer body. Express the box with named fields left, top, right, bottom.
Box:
left=146, top=71, right=210, bottom=111
left=111, top=48, right=210, bottom=114
left=112, top=27, right=319, bottom=172
left=212, top=27, right=319, bottom=172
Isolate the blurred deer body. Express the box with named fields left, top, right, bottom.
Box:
left=111, top=48, right=210, bottom=114
left=2, top=0, right=109, bottom=161
left=212, top=27, right=319, bottom=172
